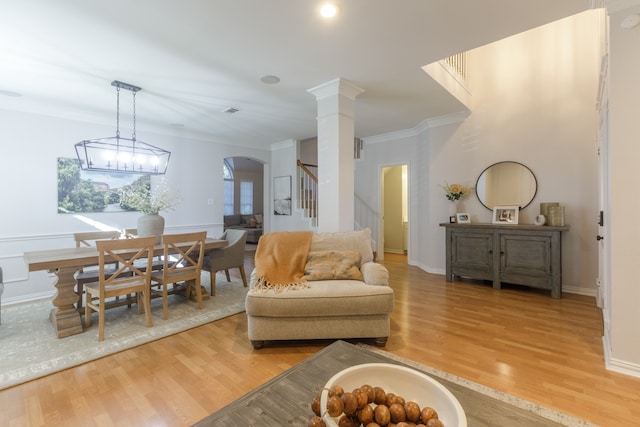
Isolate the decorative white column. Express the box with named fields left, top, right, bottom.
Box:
left=307, top=78, right=364, bottom=232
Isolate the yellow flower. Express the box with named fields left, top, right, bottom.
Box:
left=441, top=182, right=471, bottom=201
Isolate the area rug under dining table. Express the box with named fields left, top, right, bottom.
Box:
left=0, top=274, right=248, bottom=391
left=195, top=340, right=598, bottom=427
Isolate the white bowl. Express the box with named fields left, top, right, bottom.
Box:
left=320, top=363, right=467, bottom=427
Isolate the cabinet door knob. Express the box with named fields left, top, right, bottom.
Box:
left=596, top=235, right=604, bottom=241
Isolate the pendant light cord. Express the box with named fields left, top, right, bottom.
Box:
left=115, top=86, right=121, bottom=139
left=132, top=90, right=137, bottom=142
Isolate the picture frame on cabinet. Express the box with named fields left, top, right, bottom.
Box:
left=455, top=213, right=471, bottom=223
left=492, top=206, right=519, bottom=224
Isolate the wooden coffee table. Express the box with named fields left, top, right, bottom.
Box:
left=194, top=340, right=576, bottom=426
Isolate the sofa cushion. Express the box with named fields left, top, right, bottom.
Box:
left=302, top=251, right=363, bottom=281
left=310, top=228, right=374, bottom=264
left=246, top=280, right=394, bottom=318
left=224, top=214, right=243, bottom=227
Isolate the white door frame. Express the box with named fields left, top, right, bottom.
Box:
left=377, top=163, right=410, bottom=261
left=597, top=52, right=611, bottom=354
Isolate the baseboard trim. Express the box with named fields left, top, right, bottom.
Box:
left=412, top=264, right=596, bottom=297
left=3, top=291, right=56, bottom=307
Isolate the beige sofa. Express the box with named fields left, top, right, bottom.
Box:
left=245, top=229, right=394, bottom=349
left=223, top=214, right=263, bottom=243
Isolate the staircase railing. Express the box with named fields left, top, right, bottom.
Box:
left=296, top=159, right=380, bottom=249
left=296, top=160, right=318, bottom=227
left=443, top=52, right=467, bottom=84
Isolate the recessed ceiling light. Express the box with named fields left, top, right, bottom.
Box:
left=320, top=3, right=338, bottom=18
left=260, top=75, right=281, bottom=84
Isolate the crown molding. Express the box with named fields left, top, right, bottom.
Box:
left=270, top=138, right=296, bottom=151
left=363, top=110, right=470, bottom=145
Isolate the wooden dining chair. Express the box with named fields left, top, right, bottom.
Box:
left=73, top=230, right=123, bottom=312
left=123, top=228, right=164, bottom=272
left=84, top=236, right=156, bottom=341
left=150, top=231, right=207, bottom=319
left=74, top=231, right=123, bottom=248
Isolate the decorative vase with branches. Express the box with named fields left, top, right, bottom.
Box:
left=121, top=177, right=179, bottom=242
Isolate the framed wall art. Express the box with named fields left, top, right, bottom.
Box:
left=273, top=175, right=292, bottom=215
left=57, top=157, right=149, bottom=214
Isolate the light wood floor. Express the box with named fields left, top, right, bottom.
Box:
left=1, top=252, right=639, bottom=426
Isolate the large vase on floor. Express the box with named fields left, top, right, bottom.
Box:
left=137, top=213, right=164, bottom=244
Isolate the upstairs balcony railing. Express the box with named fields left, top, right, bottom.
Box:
left=296, top=160, right=318, bottom=227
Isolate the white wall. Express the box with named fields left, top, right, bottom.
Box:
left=355, top=131, right=423, bottom=262
left=439, top=10, right=600, bottom=294
left=607, top=4, right=640, bottom=372
left=268, top=139, right=312, bottom=232
left=0, top=109, right=269, bottom=303
left=357, top=11, right=601, bottom=296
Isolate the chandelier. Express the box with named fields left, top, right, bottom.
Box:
left=75, top=80, right=171, bottom=175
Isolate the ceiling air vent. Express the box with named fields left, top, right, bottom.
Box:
left=223, top=107, right=239, bottom=114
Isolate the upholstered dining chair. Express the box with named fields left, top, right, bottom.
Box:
left=150, top=231, right=207, bottom=319
left=84, top=236, right=156, bottom=341
left=73, top=230, right=123, bottom=312
left=201, top=229, right=248, bottom=296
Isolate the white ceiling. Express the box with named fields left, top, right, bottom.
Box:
left=0, top=1, right=592, bottom=149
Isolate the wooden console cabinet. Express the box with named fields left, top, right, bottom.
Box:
left=440, top=223, right=569, bottom=298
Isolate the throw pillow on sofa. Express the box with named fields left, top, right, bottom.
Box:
left=302, top=251, right=363, bottom=281
left=309, top=229, right=374, bottom=263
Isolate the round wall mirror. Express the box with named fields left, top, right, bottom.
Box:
left=475, top=161, right=537, bottom=210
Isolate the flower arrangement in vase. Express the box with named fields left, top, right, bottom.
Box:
left=441, top=182, right=472, bottom=219
left=441, top=182, right=471, bottom=201
left=121, top=177, right=180, bottom=242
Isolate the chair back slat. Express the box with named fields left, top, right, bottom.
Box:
left=86, top=236, right=156, bottom=341
left=74, top=231, right=122, bottom=248
left=160, top=232, right=206, bottom=277
left=96, top=237, right=156, bottom=293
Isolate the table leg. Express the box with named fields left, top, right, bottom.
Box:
left=181, top=279, right=210, bottom=302
left=48, top=267, right=83, bottom=338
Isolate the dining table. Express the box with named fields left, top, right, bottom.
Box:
left=23, top=237, right=227, bottom=338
